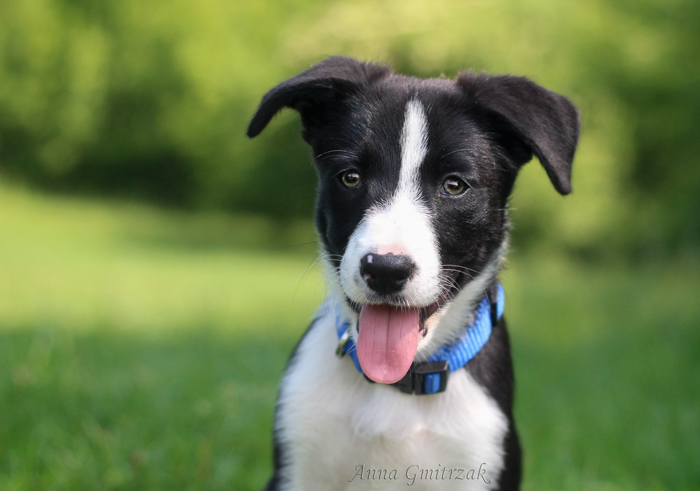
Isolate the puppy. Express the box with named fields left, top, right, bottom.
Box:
left=247, top=56, right=579, bottom=491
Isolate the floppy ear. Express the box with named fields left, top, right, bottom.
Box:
left=457, top=73, right=580, bottom=195
left=247, top=56, right=391, bottom=141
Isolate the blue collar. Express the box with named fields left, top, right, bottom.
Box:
left=335, top=284, right=505, bottom=395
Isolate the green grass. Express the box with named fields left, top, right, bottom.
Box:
left=507, top=257, right=700, bottom=491
left=1, top=181, right=699, bottom=490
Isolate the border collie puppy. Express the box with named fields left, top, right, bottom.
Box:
left=247, top=56, right=579, bottom=491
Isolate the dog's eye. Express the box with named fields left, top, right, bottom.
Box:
left=441, top=176, right=468, bottom=196
left=340, top=170, right=361, bottom=188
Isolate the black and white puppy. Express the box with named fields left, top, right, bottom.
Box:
left=247, top=57, right=579, bottom=491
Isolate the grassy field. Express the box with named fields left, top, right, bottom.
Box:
left=1, top=181, right=699, bottom=491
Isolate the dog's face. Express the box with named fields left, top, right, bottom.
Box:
left=248, top=57, right=578, bottom=384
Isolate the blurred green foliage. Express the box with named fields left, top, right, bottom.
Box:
left=0, top=0, right=698, bottom=257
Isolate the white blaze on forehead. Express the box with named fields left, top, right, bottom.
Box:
left=398, top=98, right=429, bottom=195
left=339, top=97, right=441, bottom=308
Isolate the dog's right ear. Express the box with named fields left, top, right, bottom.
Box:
left=247, top=57, right=391, bottom=141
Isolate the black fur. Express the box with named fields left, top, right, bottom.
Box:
left=248, top=56, right=579, bottom=491
left=467, top=317, right=522, bottom=490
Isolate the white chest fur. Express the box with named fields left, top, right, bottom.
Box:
left=275, top=311, right=508, bottom=491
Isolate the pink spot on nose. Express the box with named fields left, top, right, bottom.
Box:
left=377, top=244, right=408, bottom=256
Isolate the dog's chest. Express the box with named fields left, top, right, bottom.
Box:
left=275, top=312, right=508, bottom=491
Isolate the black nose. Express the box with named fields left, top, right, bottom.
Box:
left=360, top=253, right=416, bottom=295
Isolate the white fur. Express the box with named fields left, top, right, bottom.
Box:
left=275, top=304, right=508, bottom=490
left=398, top=99, right=429, bottom=193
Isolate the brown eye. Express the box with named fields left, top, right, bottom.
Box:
left=441, top=176, right=468, bottom=196
left=341, top=170, right=361, bottom=188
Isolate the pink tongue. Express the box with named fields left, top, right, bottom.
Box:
left=357, top=305, right=420, bottom=384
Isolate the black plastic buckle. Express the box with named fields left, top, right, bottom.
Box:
left=394, top=360, right=450, bottom=395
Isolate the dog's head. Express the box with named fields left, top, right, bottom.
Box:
left=248, top=57, right=579, bottom=384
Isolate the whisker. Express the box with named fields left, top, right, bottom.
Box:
left=315, top=149, right=358, bottom=161
left=437, top=148, right=473, bottom=160
left=442, top=263, right=484, bottom=276
left=323, top=137, right=357, bottom=146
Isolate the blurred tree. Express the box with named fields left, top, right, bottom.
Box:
left=0, top=0, right=697, bottom=257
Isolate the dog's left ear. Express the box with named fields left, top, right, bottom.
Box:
left=457, top=73, right=580, bottom=195
left=247, top=56, right=391, bottom=142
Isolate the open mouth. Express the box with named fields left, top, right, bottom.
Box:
left=346, top=298, right=445, bottom=385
